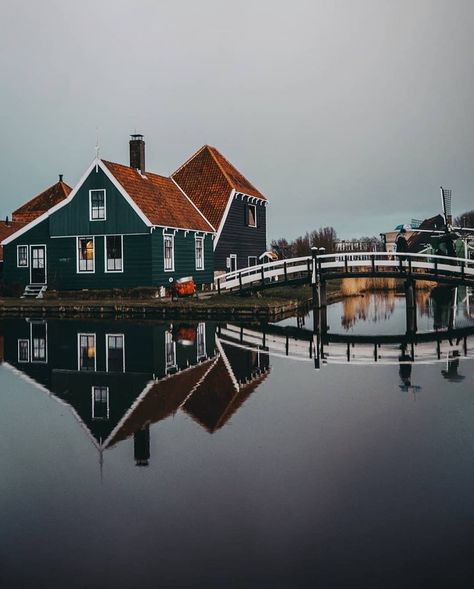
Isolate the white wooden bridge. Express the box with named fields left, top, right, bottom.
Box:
left=215, top=252, right=474, bottom=294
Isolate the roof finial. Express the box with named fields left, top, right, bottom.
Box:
left=95, top=128, right=100, bottom=172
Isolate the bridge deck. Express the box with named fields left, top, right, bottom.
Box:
left=216, top=252, right=474, bottom=294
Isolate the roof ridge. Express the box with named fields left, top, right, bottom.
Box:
left=170, top=144, right=211, bottom=178
left=205, top=145, right=234, bottom=190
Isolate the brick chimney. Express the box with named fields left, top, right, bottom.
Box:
left=130, top=134, right=145, bottom=174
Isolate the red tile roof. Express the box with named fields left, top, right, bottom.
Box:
left=172, top=145, right=267, bottom=230
left=0, top=220, right=27, bottom=260
left=12, top=180, right=72, bottom=224
left=102, top=160, right=213, bottom=232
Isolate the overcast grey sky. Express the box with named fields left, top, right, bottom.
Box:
left=1, top=0, right=473, bottom=240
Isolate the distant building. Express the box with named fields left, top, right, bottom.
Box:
left=334, top=238, right=379, bottom=253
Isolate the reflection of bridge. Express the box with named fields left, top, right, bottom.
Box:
left=216, top=252, right=474, bottom=294
left=217, top=323, right=474, bottom=368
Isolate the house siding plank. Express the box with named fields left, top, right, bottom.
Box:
left=215, top=197, right=267, bottom=271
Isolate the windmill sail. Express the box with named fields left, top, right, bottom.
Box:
left=440, top=186, right=452, bottom=227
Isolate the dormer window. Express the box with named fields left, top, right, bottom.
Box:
left=89, top=189, right=106, bottom=221
left=246, top=204, right=257, bottom=227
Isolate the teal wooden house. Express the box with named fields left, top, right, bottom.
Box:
left=1, top=136, right=214, bottom=295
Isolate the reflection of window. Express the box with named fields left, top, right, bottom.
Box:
left=32, top=338, right=46, bottom=361
left=79, top=333, right=96, bottom=371
left=195, top=236, right=204, bottom=270
left=106, top=334, right=124, bottom=372
left=17, top=245, right=29, bottom=267
left=246, top=204, right=257, bottom=227
left=164, top=234, right=174, bottom=271
left=78, top=237, right=95, bottom=273
left=197, top=323, right=206, bottom=360
left=248, top=256, right=257, bottom=266
left=105, top=236, right=123, bottom=272
left=18, top=339, right=29, bottom=362
left=92, top=386, right=109, bottom=420
left=89, top=189, right=106, bottom=220
left=30, top=323, right=47, bottom=363
left=165, top=330, right=176, bottom=372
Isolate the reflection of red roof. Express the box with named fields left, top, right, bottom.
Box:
left=12, top=180, right=72, bottom=224
left=105, top=359, right=215, bottom=448
left=0, top=220, right=26, bottom=259
left=102, top=160, right=213, bottom=232
left=183, top=356, right=269, bottom=433
left=172, top=145, right=266, bottom=230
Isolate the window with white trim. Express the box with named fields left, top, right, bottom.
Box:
left=164, top=234, right=174, bottom=272
left=246, top=204, right=257, bottom=227
left=106, top=334, right=125, bottom=372
left=17, top=245, right=28, bottom=267
left=79, top=333, right=96, bottom=371
left=105, top=236, right=123, bottom=272
left=77, top=237, right=95, bottom=273
left=18, top=339, right=29, bottom=362
left=89, top=189, right=106, bottom=220
left=248, top=256, right=257, bottom=266
left=165, top=330, right=176, bottom=372
left=30, top=323, right=47, bottom=363
left=197, top=322, right=206, bottom=360
left=92, top=386, right=109, bottom=420
left=195, top=236, right=204, bottom=270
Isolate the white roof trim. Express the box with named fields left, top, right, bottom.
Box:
left=170, top=177, right=216, bottom=233
left=98, top=160, right=152, bottom=226
left=214, top=189, right=235, bottom=250
left=1, top=159, right=99, bottom=246
left=1, top=159, right=156, bottom=247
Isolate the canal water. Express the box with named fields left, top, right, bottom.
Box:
left=1, top=287, right=473, bottom=588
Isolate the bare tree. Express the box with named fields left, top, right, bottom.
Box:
left=455, top=210, right=474, bottom=228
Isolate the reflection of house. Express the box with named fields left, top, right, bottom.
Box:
left=183, top=340, right=270, bottom=433
left=0, top=318, right=269, bottom=465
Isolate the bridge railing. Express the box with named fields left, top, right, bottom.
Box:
left=215, top=251, right=474, bottom=293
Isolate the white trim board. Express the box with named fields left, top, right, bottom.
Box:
left=214, top=189, right=235, bottom=249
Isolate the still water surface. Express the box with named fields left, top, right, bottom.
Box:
left=1, top=288, right=474, bottom=588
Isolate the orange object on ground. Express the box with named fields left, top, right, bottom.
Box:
left=175, top=277, right=196, bottom=297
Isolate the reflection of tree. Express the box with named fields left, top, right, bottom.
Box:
left=341, top=292, right=396, bottom=330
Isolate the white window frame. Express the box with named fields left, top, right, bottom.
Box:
left=165, top=330, right=177, bottom=373
left=30, top=322, right=48, bottom=363
left=105, top=333, right=125, bottom=372
left=91, top=386, right=110, bottom=420
left=89, top=189, right=106, bottom=221
left=228, top=254, right=237, bottom=272
left=17, top=245, right=29, bottom=268
left=195, top=235, right=204, bottom=271
left=104, top=235, right=124, bottom=273
left=246, top=203, right=257, bottom=228
left=78, top=333, right=97, bottom=371
left=76, top=236, right=95, bottom=274
left=17, top=339, right=30, bottom=363
left=163, top=234, right=175, bottom=272
left=196, top=322, right=206, bottom=361
left=248, top=256, right=257, bottom=267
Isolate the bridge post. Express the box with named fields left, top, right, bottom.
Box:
left=405, top=278, right=417, bottom=336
